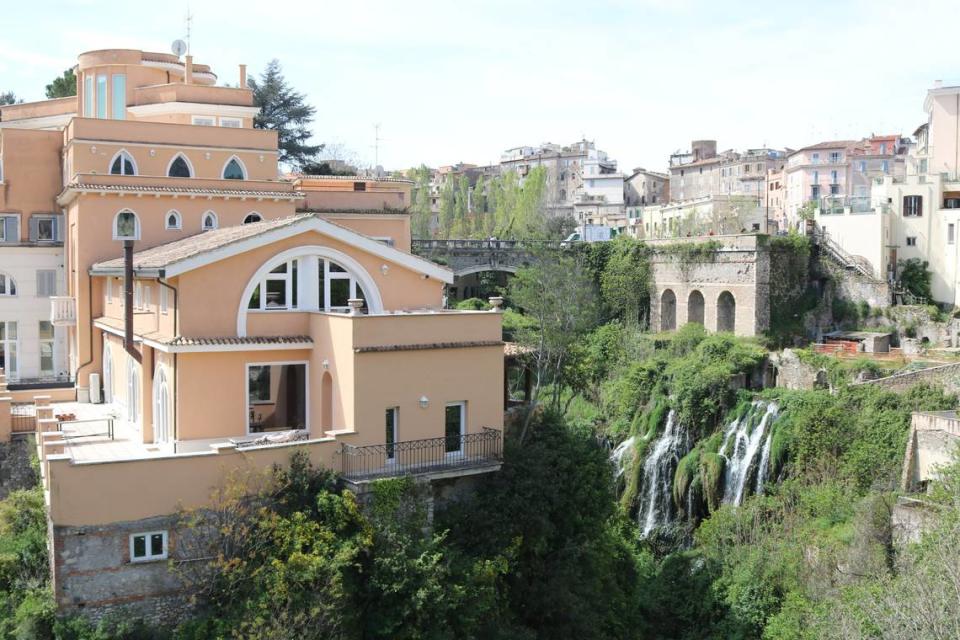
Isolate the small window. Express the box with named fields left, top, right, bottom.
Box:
left=191, top=115, right=215, bottom=126
left=906, top=236, right=917, bottom=247
left=353, top=181, right=366, bottom=192
left=110, top=150, right=136, bottom=176
left=219, top=117, right=241, bottom=128
left=0, top=215, right=18, bottom=243
left=904, top=195, right=923, bottom=217
left=130, top=531, right=167, bottom=562
left=949, top=224, right=955, bottom=245
left=134, top=282, right=142, bottom=309
left=0, top=273, right=16, bottom=296
left=201, top=212, right=218, bottom=231
left=30, top=216, right=57, bottom=242
left=165, top=210, right=182, bottom=230
left=36, top=270, right=57, bottom=297
left=829, top=152, right=841, bottom=163
left=168, top=155, right=193, bottom=178
left=385, top=407, right=398, bottom=460
left=243, top=212, right=262, bottom=224
left=113, top=210, right=139, bottom=240
left=222, top=157, right=246, bottom=180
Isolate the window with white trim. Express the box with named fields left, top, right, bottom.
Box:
left=0, top=321, right=17, bottom=378
left=165, top=210, right=182, bottom=230
left=444, top=402, right=466, bottom=453
left=113, top=210, right=140, bottom=241
left=36, top=270, right=57, bottom=297
left=168, top=154, right=193, bottom=178
left=906, top=236, right=917, bottom=247
left=191, top=115, right=215, bottom=126
left=0, top=273, right=16, bottom=296
left=219, top=117, right=241, bottom=128
left=223, top=157, right=246, bottom=180
left=201, top=211, right=218, bottom=231
left=130, top=531, right=167, bottom=562
left=245, top=257, right=369, bottom=313
left=38, top=321, right=54, bottom=375
left=30, top=215, right=58, bottom=242
left=247, top=363, right=307, bottom=433
left=950, top=224, right=955, bottom=246
left=110, top=150, right=136, bottom=176
left=0, top=215, right=17, bottom=244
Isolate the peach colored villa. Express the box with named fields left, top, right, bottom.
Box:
left=0, top=48, right=504, bottom=620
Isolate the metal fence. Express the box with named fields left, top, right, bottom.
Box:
left=10, top=403, right=36, bottom=434
left=340, top=428, right=502, bottom=481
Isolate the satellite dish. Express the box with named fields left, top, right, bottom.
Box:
left=171, top=39, right=187, bottom=57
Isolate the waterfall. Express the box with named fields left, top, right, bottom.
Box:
left=720, top=402, right=779, bottom=506
left=638, top=410, right=689, bottom=537
left=611, top=435, right=636, bottom=478
left=754, top=431, right=773, bottom=494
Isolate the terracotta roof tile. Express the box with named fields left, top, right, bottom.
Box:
left=66, top=182, right=302, bottom=199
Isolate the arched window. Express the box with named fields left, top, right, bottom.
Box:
left=243, top=212, right=262, bottom=224
left=245, top=254, right=376, bottom=314
left=0, top=272, right=16, bottom=296
left=687, top=290, right=705, bottom=325
left=165, top=210, right=182, bottom=230
left=102, top=341, right=113, bottom=404
left=126, top=356, right=140, bottom=426
left=153, top=366, right=172, bottom=444
left=113, top=209, right=140, bottom=240
left=167, top=154, right=193, bottom=178
left=660, top=289, right=676, bottom=331
left=222, top=156, right=246, bottom=180
left=201, top=211, right=218, bottom=231
left=109, top=150, right=136, bottom=176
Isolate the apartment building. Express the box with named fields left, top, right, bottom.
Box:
left=624, top=167, right=669, bottom=207
left=784, top=136, right=909, bottom=226
left=812, top=83, right=960, bottom=304
left=0, top=47, right=503, bottom=620
left=668, top=140, right=784, bottom=203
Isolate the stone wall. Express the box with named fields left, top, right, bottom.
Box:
left=818, top=257, right=891, bottom=309
left=52, top=513, right=193, bottom=624
left=648, top=235, right=769, bottom=336
left=0, top=435, right=37, bottom=499
left=854, top=362, right=960, bottom=394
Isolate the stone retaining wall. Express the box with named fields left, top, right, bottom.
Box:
left=854, top=362, right=960, bottom=394
left=0, top=435, right=37, bottom=499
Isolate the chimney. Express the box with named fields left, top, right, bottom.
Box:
left=239, top=64, right=247, bottom=88
left=184, top=55, right=193, bottom=85
left=123, top=240, right=142, bottom=364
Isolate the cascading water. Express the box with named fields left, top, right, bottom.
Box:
left=611, top=435, right=636, bottom=478
left=638, top=410, right=690, bottom=536
left=720, top=402, right=779, bottom=506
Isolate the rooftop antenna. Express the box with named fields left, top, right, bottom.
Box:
left=372, top=123, right=383, bottom=167
left=185, top=6, right=194, bottom=55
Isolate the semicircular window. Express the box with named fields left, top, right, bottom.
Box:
left=168, top=155, right=192, bottom=178
left=223, top=158, right=245, bottom=180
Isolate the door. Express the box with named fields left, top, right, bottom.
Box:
left=154, top=367, right=171, bottom=444
left=444, top=402, right=465, bottom=454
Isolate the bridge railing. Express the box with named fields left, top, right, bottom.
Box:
left=412, top=239, right=562, bottom=251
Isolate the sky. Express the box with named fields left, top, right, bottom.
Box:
left=1, top=0, right=957, bottom=173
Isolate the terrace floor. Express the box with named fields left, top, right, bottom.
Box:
left=51, top=402, right=167, bottom=462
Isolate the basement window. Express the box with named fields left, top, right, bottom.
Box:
left=130, top=531, right=167, bottom=562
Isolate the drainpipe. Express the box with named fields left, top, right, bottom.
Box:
left=123, top=240, right=141, bottom=364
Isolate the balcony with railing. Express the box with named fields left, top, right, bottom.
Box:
left=50, top=297, right=76, bottom=326
left=339, top=428, right=503, bottom=482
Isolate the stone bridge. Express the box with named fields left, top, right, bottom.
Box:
left=411, top=239, right=559, bottom=277
left=414, top=235, right=771, bottom=337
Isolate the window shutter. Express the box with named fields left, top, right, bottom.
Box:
left=28, top=217, right=39, bottom=242
left=52, top=215, right=61, bottom=241
left=3, top=217, right=16, bottom=243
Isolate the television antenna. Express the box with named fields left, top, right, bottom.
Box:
left=371, top=123, right=384, bottom=167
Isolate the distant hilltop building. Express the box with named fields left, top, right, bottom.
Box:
left=668, top=140, right=786, bottom=203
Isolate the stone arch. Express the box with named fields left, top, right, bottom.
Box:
left=717, top=291, right=736, bottom=332
left=687, top=290, right=705, bottom=325
left=660, top=289, right=676, bottom=331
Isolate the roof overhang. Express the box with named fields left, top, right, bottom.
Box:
left=90, top=216, right=454, bottom=283
left=126, top=102, right=260, bottom=119
left=94, top=319, right=314, bottom=353
left=57, top=184, right=303, bottom=206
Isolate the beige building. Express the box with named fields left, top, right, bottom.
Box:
left=624, top=168, right=668, bottom=207
left=669, top=140, right=785, bottom=204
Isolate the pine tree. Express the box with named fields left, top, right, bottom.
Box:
left=248, top=60, right=323, bottom=170
left=0, top=91, right=20, bottom=105
left=45, top=68, right=76, bottom=99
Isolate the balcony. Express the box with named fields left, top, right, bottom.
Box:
left=339, top=428, right=503, bottom=482
left=50, top=297, right=76, bottom=326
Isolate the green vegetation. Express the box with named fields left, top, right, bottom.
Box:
left=897, top=258, right=933, bottom=303
left=45, top=69, right=76, bottom=99
left=249, top=60, right=323, bottom=170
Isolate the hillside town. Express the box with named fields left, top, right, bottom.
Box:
left=1, top=8, right=960, bottom=638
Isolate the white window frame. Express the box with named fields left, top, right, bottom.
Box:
left=129, top=531, right=167, bottom=563
left=126, top=356, right=140, bottom=426
left=160, top=285, right=168, bottom=314
left=444, top=401, right=466, bottom=455
left=112, top=209, right=141, bottom=241
left=245, top=361, right=310, bottom=435
left=190, top=115, right=216, bottom=127
left=108, top=149, right=137, bottom=176
left=219, top=117, right=242, bottom=128
left=0, top=215, right=18, bottom=244
left=906, top=236, right=917, bottom=247
left=0, top=272, right=17, bottom=297
left=201, top=211, right=218, bottom=232
left=166, top=153, right=195, bottom=178
left=165, top=210, right=182, bottom=230
left=221, top=155, right=248, bottom=180
left=0, top=321, right=18, bottom=379
left=32, top=215, right=58, bottom=243
left=38, top=321, right=54, bottom=375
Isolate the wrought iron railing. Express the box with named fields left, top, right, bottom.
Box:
left=11, top=403, right=36, bottom=434
left=340, top=428, right=502, bottom=481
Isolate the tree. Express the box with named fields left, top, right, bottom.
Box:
left=45, top=68, right=76, bottom=99
left=248, top=59, right=323, bottom=170
left=600, top=236, right=652, bottom=326
left=0, top=91, right=21, bottom=105
left=897, top=257, right=933, bottom=303
left=452, top=174, right=471, bottom=237
left=409, top=165, right=433, bottom=239
left=438, top=180, right=456, bottom=239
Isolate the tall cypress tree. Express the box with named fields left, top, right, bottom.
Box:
left=248, top=60, right=322, bottom=170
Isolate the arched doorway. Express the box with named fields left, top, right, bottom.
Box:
left=153, top=366, right=172, bottom=444
left=717, top=291, right=736, bottom=332
left=687, top=290, right=705, bottom=325
left=321, top=372, right=333, bottom=430
left=660, top=289, right=677, bottom=331
left=102, top=341, right=113, bottom=404
left=126, top=357, right=140, bottom=428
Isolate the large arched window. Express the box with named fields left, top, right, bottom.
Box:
left=113, top=209, right=140, bottom=240
left=243, top=212, right=263, bottom=224
left=126, top=356, right=140, bottom=426
left=102, top=340, right=113, bottom=404
left=167, top=154, right=193, bottom=178
left=153, top=365, right=172, bottom=444
left=222, top=156, right=246, bottom=180
left=165, top=210, right=182, bottom=230
left=0, top=272, right=16, bottom=296
left=201, top=211, right=218, bottom=231
left=109, top=150, right=137, bottom=176
left=238, top=247, right=383, bottom=335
